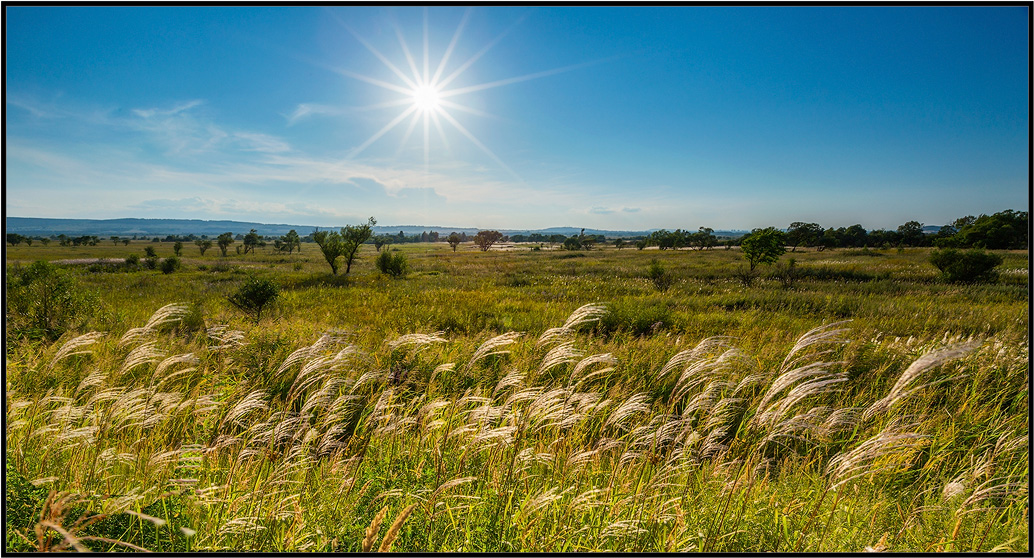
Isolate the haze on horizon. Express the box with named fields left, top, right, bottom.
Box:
left=4, top=6, right=1029, bottom=231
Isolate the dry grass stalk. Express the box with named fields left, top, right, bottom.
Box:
left=378, top=503, right=418, bottom=552
left=362, top=506, right=389, bottom=552
left=538, top=341, right=583, bottom=375
left=537, top=303, right=607, bottom=346
left=49, top=332, right=105, bottom=370
left=466, top=331, right=522, bottom=370
left=780, top=321, right=852, bottom=373
left=387, top=332, right=448, bottom=352
left=864, top=341, right=980, bottom=420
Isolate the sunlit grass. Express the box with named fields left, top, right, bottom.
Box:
left=5, top=242, right=1028, bottom=552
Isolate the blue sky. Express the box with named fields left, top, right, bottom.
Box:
left=5, top=6, right=1028, bottom=230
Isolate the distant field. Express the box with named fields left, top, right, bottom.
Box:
left=5, top=241, right=1028, bottom=552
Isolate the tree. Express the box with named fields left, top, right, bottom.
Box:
left=897, top=221, right=925, bottom=247
left=786, top=222, right=822, bottom=251
left=7, top=234, right=25, bottom=246
left=144, top=246, right=158, bottom=258
left=929, top=249, right=1003, bottom=283
left=447, top=232, right=462, bottom=252
left=122, top=239, right=130, bottom=246
left=173, top=241, right=184, bottom=256
left=473, top=230, right=504, bottom=251
left=740, top=227, right=786, bottom=271
left=691, top=227, right=717, bottom=250
left=562, top=236, right=582, bottom=251
left=374, top=235, right=392, bottom=252
left=340, top=217, right=376, bottom=274
left=217, top=232, right=235, bottom=256
left=614, top=238, right=626, bottom=250
left=242, top=229, right=261, bottom=255
left=40, top=238, right=50, bottom=247
left=227, top=276, right=280, bottom=323
left=196, top=239, right=213, bottom=256
left=283, top=230, right=301, bottom=253
left=110, top=236, right=120, bottom=245
left=312, top=229, right=345, bottom=275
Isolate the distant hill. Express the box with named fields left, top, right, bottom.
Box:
left=5, top=217, right=741, bottom=239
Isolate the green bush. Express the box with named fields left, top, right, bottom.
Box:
left=376, top=250, right=408, bottom=277
left=6, top=261, right=97, bottom=341
left=929, top=248, right=1003, bottom=283
left=647, top=259, right=673, bottom=291
left=227, top=275, right=280, bottom=322
left=125, top=254, right=140, bottom=267
left=159, top=257, right=181, bottom=274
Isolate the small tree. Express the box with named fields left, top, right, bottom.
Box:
left=282, top=230, right=301, bottom=253
left=447, top=232, right=462, bottom=252
left=243, top=229, right=261, bottom=255
left=647, top=259, right=673, bottom=291
left=144, top=246, right=158, bottom=258
left=173, top=241, right=183, bottom=257
left=786, top=222, right=822, bottom=252
left=376, top=250, right=408, bottom=277
left=312, top=229, right=345, bottom=275
left=740, top=227, right=786, bottom=272
left=40, top=238, right=51, bottom=247
left=196, top=239, right=212, bottom=256
left=374, top=235, right=391, bottom=252
left=227, top=276, right=280, bottom=323
left=111, top=236, right=120, bottom=246
left=122, top=239, right=130, bottom=246
left=159, top=256, right=181, bottom=274
left=614, top=239, right=625, bottom=250
left=340, top=217, right=376, bottom=274
left=473, top=230, right=504, bottom=252
left=217, top=232, right=235, bottom=256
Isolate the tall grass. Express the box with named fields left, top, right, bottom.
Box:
left=6, top=298, right=1027, bottom=552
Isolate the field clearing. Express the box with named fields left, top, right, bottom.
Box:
left=5, top=241, right=1029, bottom=552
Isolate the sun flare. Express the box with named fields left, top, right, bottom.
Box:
left=411, top=84, right=441, bottom=113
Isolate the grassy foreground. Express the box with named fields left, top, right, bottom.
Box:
left=5, top=242, right=1029, bottom=552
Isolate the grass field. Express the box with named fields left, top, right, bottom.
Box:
left=5, top=240, right=1029, bottom=552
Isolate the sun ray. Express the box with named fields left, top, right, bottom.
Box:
left=437, top=108, right=520, bottom=180
left=422, top=8, right=430, bottom=84
left=438, top=99, right=497, bottom=119
left=392, top=19, right=423, bottom=87
left=434, top=15, right=526, bottom=91
left=431, top=8, right=472, bottom=87
left=329, top=67, right=413, bottom=96
left=430, top=109, right=452, bottom=153
left=439, top=59, right=609, bottom=99
left=347, top=105, right=419, bottom=160
left=394, top=109, right=423, bottom=158
left=330, top=11, right=419, bottom=91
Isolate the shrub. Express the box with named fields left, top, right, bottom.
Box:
left=929, top=249, right=1003, bottom=283
left=159, top=257, right=181, bottom=274
left=144, top=246, right=157, bottom=258
left=647, top=259, right=673, bottom=291
left=125, top=254, right=140, bottom=267
left=376, top=250, right=408, bottom=277
left=6, top=261, right=97, bottom=341
left=227, top=276, right=280, bottom=322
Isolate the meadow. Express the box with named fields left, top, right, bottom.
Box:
left=5, top=240, right=1029, bottom=552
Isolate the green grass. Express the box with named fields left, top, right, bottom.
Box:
left=5, top=241, right=1028, bottom=552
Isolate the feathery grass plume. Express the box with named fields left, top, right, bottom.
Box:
left=658, top=336, right=734, bottom=381
left=684, top=380, right=735, bottom=416
left=151, top=352, right=198, bottom=382
left=430, top=476, right=478, bottom=501
left=206, top=325, right=247, bottom=350
left=754, top=374, right=847, bottom=430
left=378, top=503, right=418, bottom=552
left=821, top=407, right=863, bottom=436
left=960, top=474, right=1028, bottom=513
left=118, top=303, right=189, bottom=347
left=416, top=398, right=453, bottom=428
left=752, top=362, right=843, bottom=429
left=864, top=341, right=981, bottom=420
left=779, top=320, right=852, bottom=372
left=763, top=406, right=830, bottom=447
left=571, top=487, right=606, bottom=512
left=48, top=332, right=105, bottom=370
left=602, top=519, right=648, bottom=540
left=538, top=341, right=583, bottom=375
left=224, top=390, right=270, bottom=429
left=117, top=341, right=165, bottom=376
left=570, top=352, right=617, bottom=389
left=672, top=349, right=745, bottom=402
left=427, top=362, right=456, bottom=385
left=603, top=393, right=652, bottom=431
left=493, top=368, right=525, bottom=397
left=827, top=423, right=930, bottom=489
left=537, top=302, right=608, bottom=346
left=74, top=368, right=108, bottom=395
left=472, top=425, right=518, bottom=449
left=387, top=331, right=448, bottom=353
left=351, top=369, right=388, bottom=394
left=525, top=388, right=573, bottom=433
left=363, top=506, right=389, bottom=552
left=465, top=331, right=522, bottom=370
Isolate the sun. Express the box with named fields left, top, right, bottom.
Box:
left=411, top=83, right=441, bottom=113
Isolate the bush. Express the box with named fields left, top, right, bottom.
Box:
left=125, top=254, right=140, bottom=267
left=6, top=261, right=97, bottom=341
left=647, top=259, right=673, bottom=291
left=144, top=246, right=157, bottom=258
left=227, top=276, right=280, bottom=322
left=929, top=249, right=1003, bottom=283
left=376, top=250, right=408, bottom=277
left=159, top=257, right=181, bottom=274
